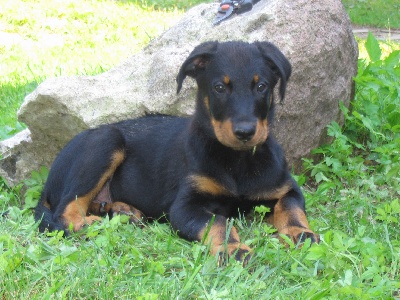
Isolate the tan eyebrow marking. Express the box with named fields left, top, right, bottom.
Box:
left=223, top=75, right=230, bottom=85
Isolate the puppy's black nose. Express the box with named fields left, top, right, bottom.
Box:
left=233, top=122, right=256, bottom=142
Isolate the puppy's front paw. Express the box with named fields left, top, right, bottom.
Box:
left=233, top=247, right=252, bottom=266
left=279, top=226, right=320, bottom=246
left=215, top=243, right=252, bottom=266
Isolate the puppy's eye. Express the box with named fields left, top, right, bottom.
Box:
left=257, top=83, right=267, bottom=93
left=214, top=84, right=226, bottom=93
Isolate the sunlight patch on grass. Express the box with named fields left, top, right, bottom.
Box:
left=0, top=0, right=182, bottom=137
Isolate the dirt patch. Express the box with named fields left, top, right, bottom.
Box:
left=352, top=25, right=400, bottom=41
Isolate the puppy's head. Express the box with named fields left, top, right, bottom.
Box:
left=177, top=41, right=291, bottom=151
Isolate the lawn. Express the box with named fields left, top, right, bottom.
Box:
left=342, top=0, right=400, bottom=28
left=1, top=0, right=400, bottom=298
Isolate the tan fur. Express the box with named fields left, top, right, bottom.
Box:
left=198, top=219, right=251, bottom=261
left=223, top=75, right=230, bottom=85
left=62, top=150, right=125, bottom=231
left=211, top=118, right=268, bottom=150
left=269, top=199, right=320, bottom=244
left=249, top=182, right=291, bottom=201
left=189, top=174, right=231, bottom=196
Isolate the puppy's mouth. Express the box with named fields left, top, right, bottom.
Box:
left=211, top=119, right=269, bottom=151
left=230, top=142, right=259, bottom=152
left=228, top=139, right=265, bottom=152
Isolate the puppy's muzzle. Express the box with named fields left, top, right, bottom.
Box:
left=233, top=122, right=256, bottom=142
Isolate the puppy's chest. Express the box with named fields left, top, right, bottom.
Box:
left=191, top=174, right=287, bottom=218
left=189, top=172, right=291, bottom=202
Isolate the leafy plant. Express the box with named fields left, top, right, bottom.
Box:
left=304, top=33, right=400, bottom=198
left=301, top=33, right=400, bottom=297
left=23, top=167, right=48, bottom=209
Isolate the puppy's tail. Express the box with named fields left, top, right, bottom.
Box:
left=35, top=199, right=66, bottom=234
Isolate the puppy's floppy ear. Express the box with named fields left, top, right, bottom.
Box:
left=176, top=41, right=218, bottom=93
left=254, top=41, right=292, bottom=102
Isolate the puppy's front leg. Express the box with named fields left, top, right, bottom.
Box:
left=269, top=186, right=320, bottom=245
left=198, top=214, right=252, bottom=264
left=169, top=187, right=251, bottom=264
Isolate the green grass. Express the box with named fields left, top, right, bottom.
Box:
left=0, top=0, right=188, bottom=140
left=342, top=0, right=400, bottom=28
left=133, top=0, right=213, bottom=10
left=1, top=0, right=400, bottom=298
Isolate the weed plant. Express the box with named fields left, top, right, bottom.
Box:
left=301, top=33, right=400, bottom=297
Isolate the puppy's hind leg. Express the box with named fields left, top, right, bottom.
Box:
left=62, top=150, right=125, bottom=231
left=50, top=126, right=126, bottom=232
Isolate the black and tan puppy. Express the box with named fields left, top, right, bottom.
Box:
left=35, top=41, right=319, bottom=262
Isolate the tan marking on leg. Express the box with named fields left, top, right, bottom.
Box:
left=189, top=174, right=231, bottom=196
left=270, top=199, right=320, bottom=245
left=272, top=202, right=310, bottom=231
left=62, top=150, right=125, bottom=232
left=63, top=200, right=103, bottom=231
left=43, top=200, right=51, bottom=209
left=198, top=218, right=251, bottom=263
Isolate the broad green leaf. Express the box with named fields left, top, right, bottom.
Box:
left=365, top=32, right=381, bottom=62
left=383, top=50, right=400, bottom=68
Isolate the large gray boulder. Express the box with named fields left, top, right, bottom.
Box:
left=0, top=0, right=358, bottom=185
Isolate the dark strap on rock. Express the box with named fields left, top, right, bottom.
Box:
left=213, top=0, right=261, bottom=25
